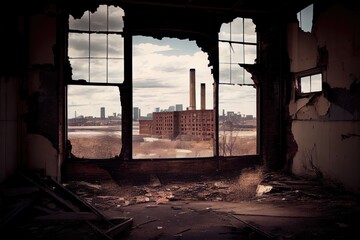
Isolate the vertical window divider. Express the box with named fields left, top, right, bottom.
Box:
left=106, top=6, right=109, bottom=84
left=88, top=11, right=91, bottom=82
left=242, top=18, right=245, bottom=85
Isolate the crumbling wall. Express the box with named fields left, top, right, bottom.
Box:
left=287, top=2, right=360, bottom=192
left=22, top=10, right=61, bottom=179
left=0, top=15, right=24, bottom=182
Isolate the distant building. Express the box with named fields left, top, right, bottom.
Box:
left=100, top=107, right=105, bottom=119
left=133, top=107, right=140, bottom=120
left=139, top=68, right=214, bottom=140
left=175, top=104, right=183, bottom=111
left=139, top=109, right=214, bottom=140
left=139, top=119, right=153, bottom=135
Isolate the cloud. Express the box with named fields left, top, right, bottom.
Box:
left=132, top=38, right=215, bottom=114
left=134, top=43, right=173, bottom=55
left=67, top=85, right=121, bottom=118
left=68, top=10, right=258, bottom=118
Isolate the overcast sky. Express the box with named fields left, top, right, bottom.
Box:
left=67, top=6, right=257, bottom=119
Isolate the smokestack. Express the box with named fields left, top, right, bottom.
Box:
left=189, top=68, right=196, bottom=110
left=201, top=83, right=206, bottom=110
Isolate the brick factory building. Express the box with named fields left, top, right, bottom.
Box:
left=139, top=109, right=214, bottom=140
left=139, top=68, right=214, bottom=140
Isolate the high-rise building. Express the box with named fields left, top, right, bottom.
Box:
left=100, top=107, right=105, bottom=119
left=175, top=104, right=183, bottom=111
left=133, top=107, right=140, bottom=120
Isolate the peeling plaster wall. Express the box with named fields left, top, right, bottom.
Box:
left=288, top=2, right=360, bottom=192
left=292, top=121, right=360, bottom=192
left=22, top=12, right=60, bottom=179
left=25, top=134, right=58, bottom=178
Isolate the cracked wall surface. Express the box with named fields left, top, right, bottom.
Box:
left=288, top=2, right=360, bottom=192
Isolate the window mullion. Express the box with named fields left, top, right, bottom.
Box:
left=88, top=11, right=91, bottom=82
left=106, top=6, right=109, bottom=84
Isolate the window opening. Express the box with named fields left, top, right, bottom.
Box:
left=67, top=5, right=124, bottom=159
left=218, top=17, right=257, bottom=156
left=297, top=4, right=313, bottom=32
left=295, top=69, right=324, bottom=95
left=68, top=5, right=124, bottom=84
left=299, top=74, right=322, bottom=93
left=132, top=37, right=214, bottom=159
left=67, top=85, right=121, bottom=159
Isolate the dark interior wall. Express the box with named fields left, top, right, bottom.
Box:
left=0, top=14, right=23, bottom=182
left=248, top=17, right=292, bottom=171
left=0, top=7, right=63, bottom=180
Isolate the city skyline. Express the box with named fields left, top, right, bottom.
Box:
left=69, top=104, right=255, bottom=120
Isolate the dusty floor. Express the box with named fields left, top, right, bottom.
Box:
left=1, top=160, right=359, bottom=240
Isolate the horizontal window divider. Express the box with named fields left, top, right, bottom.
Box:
left=69, top=57, right=124, bottom=60
left=69, top=29, right=123, bottom=35
left=218, top=39, right=257, bottom=45
left=68, top=80, right=122, bottom=87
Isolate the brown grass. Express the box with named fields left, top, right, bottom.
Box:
left=69, top=133, right=256, bottom=159
left=69, top=135, right=121, bottom=159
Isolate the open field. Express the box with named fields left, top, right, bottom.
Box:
left=68, top=126, right=256, bottom=159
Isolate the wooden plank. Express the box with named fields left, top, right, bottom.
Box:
left=19, top=171, right=132, bottom=239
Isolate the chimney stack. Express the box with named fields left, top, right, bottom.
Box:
left=189, top=68, right=196, bottom=110
left=201, top=83, right=206, bottom=110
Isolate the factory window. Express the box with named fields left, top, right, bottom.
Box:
left=218, top=17, right=258, bottom=156
left=295, top=67, right=325, bottom=95
left=67, top=5, right=124, bottom=159
left=68, top=5, right=124, bottom=83
left=299, top=74, right=322, bottom=93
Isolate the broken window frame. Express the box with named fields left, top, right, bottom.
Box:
left=294, top=66, right=325, bottom=96
left=218, top=17, right=259, bottom=157
left=68, top=5, right=124, bottom=84
left=66, top=5, right=125, bottom=160
left=218, top=17, right=257, bottom=86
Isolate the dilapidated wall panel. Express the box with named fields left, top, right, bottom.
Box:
left=25, top=134, right=58, bottom=178
left=313, top=3, right=360, bottom=89
left=0, top=77, right=18, bottom=182
left=292, top=121, right=360, bottom=191
left=288, top=2, right=360, bottom=192
left=287, top=22, right=318, bottom=72
left=28, top=14, right=56, bottom=65
left=22, top=11, right=60, bottom=179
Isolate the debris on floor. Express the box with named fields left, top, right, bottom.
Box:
left=0, top=170, right=133, bottom=240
